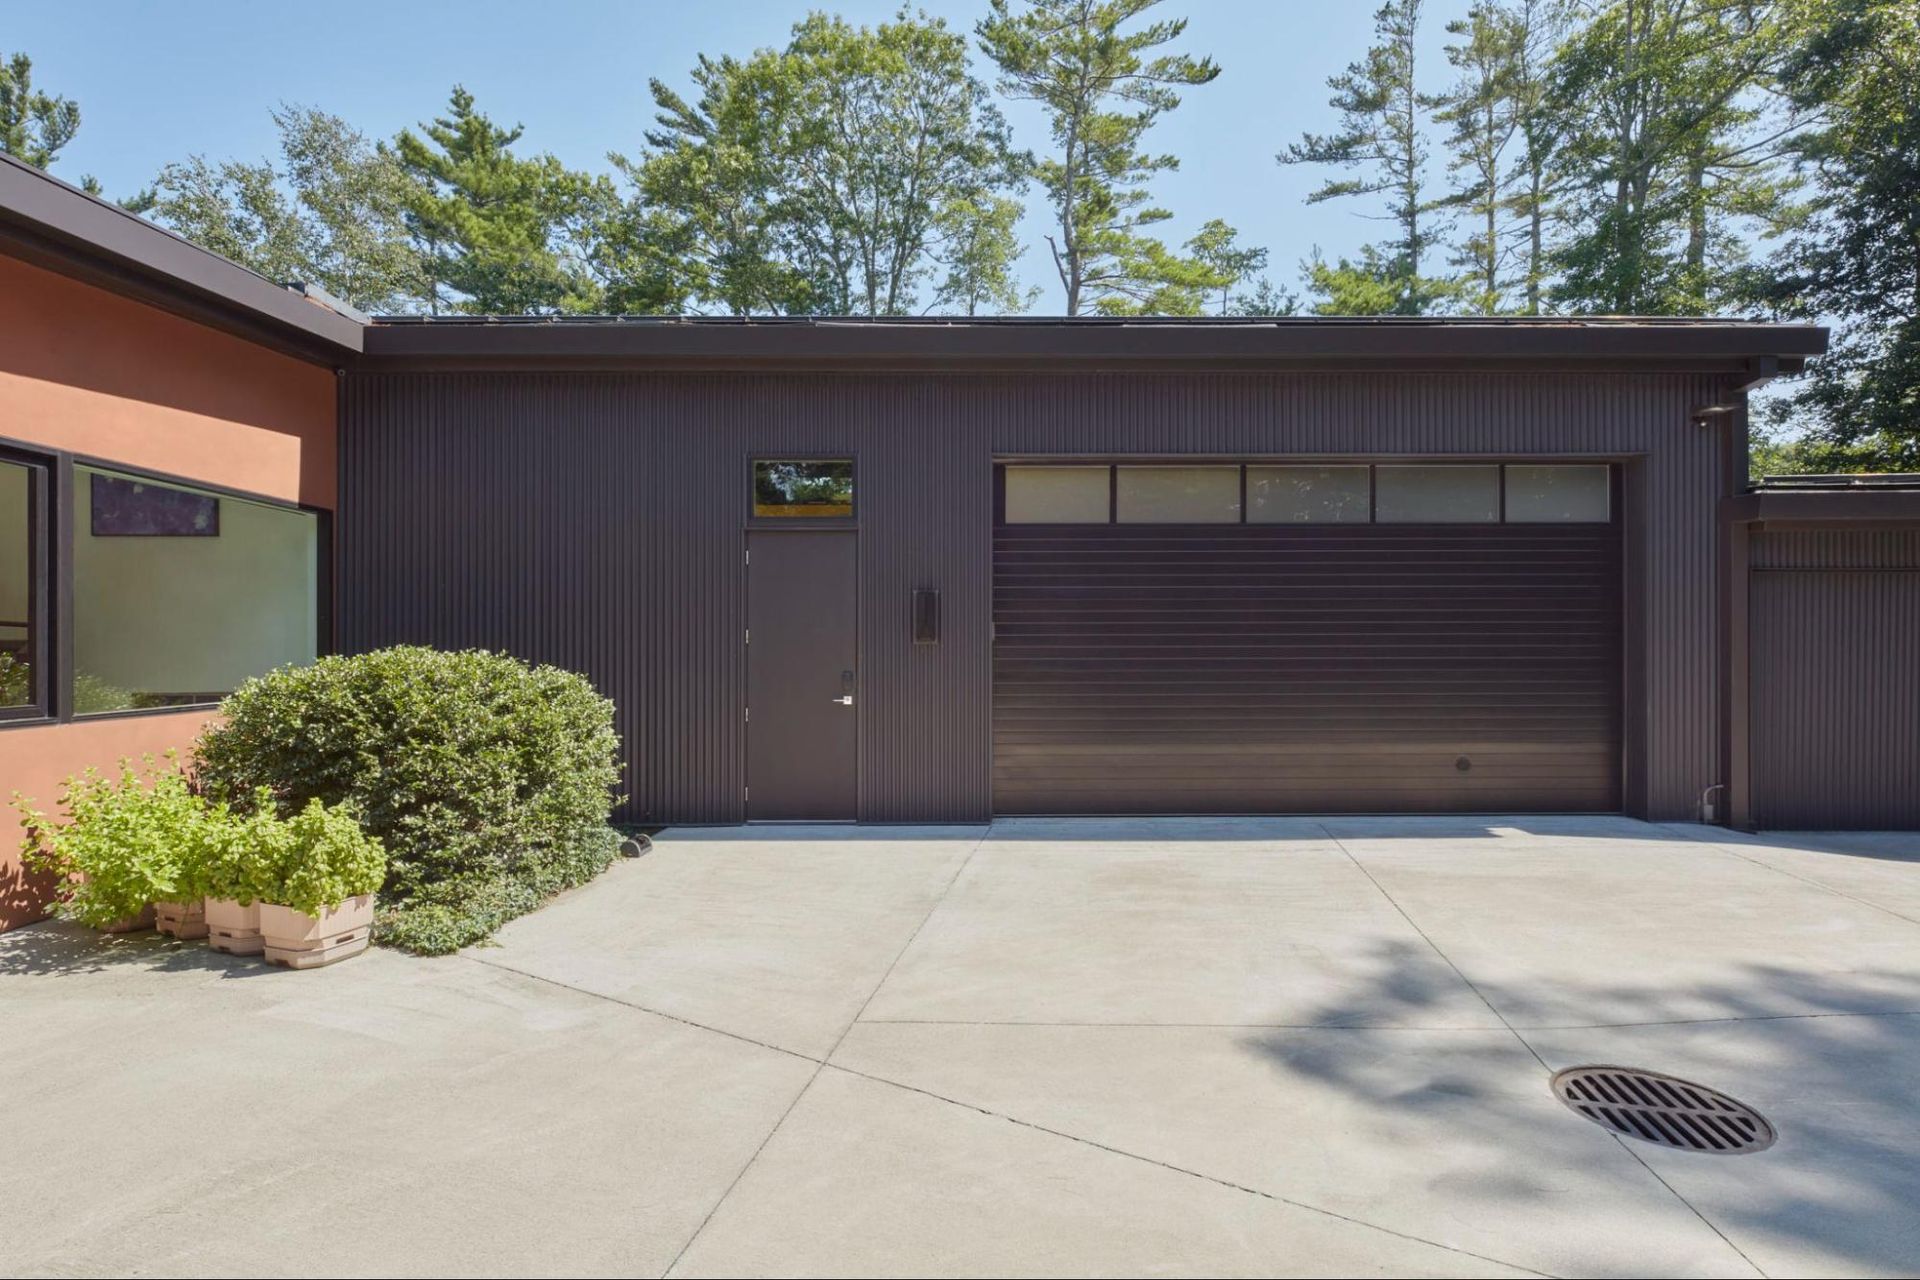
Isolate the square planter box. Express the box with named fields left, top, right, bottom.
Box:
left=205, top=898, right=264, bottom=955
left=99, top=904, right=155, bottom=934
left=154, top=899, right=209, bottom=940
left=260, top=895, right=375, bottom=970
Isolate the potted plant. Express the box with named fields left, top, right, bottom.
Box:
left=15, top=754, right=202, bottom=934
left=252, top=798, right=386, bottom=969
left=201, top=792, right=276, bottom=955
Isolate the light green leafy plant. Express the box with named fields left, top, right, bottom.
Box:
left=15, top=753, right=214, bottom=928
left=248, top=797, right=386, bottom=918
left=193, top=786, right=275, bottom=906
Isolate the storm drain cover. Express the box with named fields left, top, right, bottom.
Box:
left=1551, top=1066, right=1776, bottom=1154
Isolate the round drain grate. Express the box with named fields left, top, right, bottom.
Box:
left=1551, top=1066, right=1775, bottom=1155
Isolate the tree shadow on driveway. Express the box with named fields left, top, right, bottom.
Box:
left=1243, top=939, right=1920, bottom=1277
left=0, top=919, right=271, bottom=978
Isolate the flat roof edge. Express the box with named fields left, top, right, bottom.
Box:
left=1726, top=489, right=1920, bottom=525
left=358, top=318, right=1825, bottom=366
left=0, top=154, right=363, bottom=356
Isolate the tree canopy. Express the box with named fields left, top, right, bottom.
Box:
left=4, top=0, right=1914, bottom=464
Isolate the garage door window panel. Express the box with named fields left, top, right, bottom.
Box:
left=1004, top=466, right=1112, bottom=523
left=1116, top=466, right=1241, bottom=523
left=1505, top=465, right=1610, bottom=522
left=1375, top=465, right=1501, bottom=523
left=1246, top=466, right=1371, bottom=523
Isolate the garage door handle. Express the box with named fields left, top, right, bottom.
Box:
left=831, top=695, right=854, bottom=706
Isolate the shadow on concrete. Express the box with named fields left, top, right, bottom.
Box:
left=661, top=815, right=1716, bottom=844
left=0, top=919, right=270, bottom=978
left=660, top=824, right=992, bottom=842
left=1745, top=829, right=1920, bottom=864
left=1242, top=937, right=1920, bottom=1276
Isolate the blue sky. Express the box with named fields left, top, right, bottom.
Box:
left=12, top=1, right=1482, bottom=311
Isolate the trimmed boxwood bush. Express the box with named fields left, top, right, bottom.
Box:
left=195, top=647, right=623, bottom=953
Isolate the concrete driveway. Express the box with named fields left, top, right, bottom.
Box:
left=4, top=817, right=1919, bottom=1278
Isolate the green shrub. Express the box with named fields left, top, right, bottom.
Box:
left=376, top=826, right=619, bottom=955
left=14, top=754, right=221, bottom=928
left=194, top=647, right=622, bottom=950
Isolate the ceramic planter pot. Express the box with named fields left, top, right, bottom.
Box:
left=205, top=898, right=265, bottom=955
left=153, top=899, right=209, bottom=940
left=99, top=904, right=155, bottom=934
left=259, top=894, right=375, bottom=969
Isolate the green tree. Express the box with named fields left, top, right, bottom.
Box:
left=1430, top=3, right=1526, bottom=312
left=126, top=155, right=306, bottom=284
left=0, top=50, right=79, bottom=170
left=1756, top=0, right=1920, bottom=469
left=1227, top=275, right=1301, bottom=316
left=977, top=0, right=1221, bottom=315
left=778, top=10, right=1024, bottom=315
left=626, top=10, right=1022, bottom=316
left=1503, top=0, right=1575, bottom=313
left=1549, top=0, right=1795, bottom=314
left=1185, top=219, right=1268, bottom=315
left=934, top=194, right=1038, bottom=314
left=130, top=107, right=427, bottom=314
left=617, top=54, right=801, bottom=314
left=396, top=86, right=602, bottom=314
left=1283, top=1, right=1456, bottom=314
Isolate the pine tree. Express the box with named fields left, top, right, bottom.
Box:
left=395, top=87, right=601, bottom=315
left=1430, top=4, right=1526, bottom=313
left=0, top=50, right=79, bottom=170
left=1185, top=219, right=1269, bottom=315
left=1282, top=0, right=1456, bottom=314
left=977, top=0, right=1220, bottom=315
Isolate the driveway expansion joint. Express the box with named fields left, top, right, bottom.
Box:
left=1663, top=824, right=1920, bottom=930
left=661, top=827, right=994, bottom=1278
left=460, top=952, right=819, bottom=1065
left=818, top=1057, right=1561, bottom=1279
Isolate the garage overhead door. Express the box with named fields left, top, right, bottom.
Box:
left=993, top=462, right=1622, bottom=814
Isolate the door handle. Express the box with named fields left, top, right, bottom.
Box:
left=831, top=695, right=854, bottom=706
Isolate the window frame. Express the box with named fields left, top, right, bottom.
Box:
left=0, top=445, right=52, bottom=724
left=748, top=456, right=858, bottom=525
left=0, top=434, right=332, bottom=730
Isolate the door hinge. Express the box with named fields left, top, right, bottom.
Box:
left=743, top=785, right=749, bottom=802
left=744, top=628, right=750, bottom=645
left=744, top=706, right=750, bottom=722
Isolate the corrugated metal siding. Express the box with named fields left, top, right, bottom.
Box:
left=340, top=371, right=1721, bottom=823
left=993, top=520, right=1622, bottom=814
left=1750, top=528, right=1920, bottom=829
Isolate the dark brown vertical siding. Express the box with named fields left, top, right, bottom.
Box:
left=1750, top=529, right=1920, bottom=829
left=340, top=371, right=1722, bottom=824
